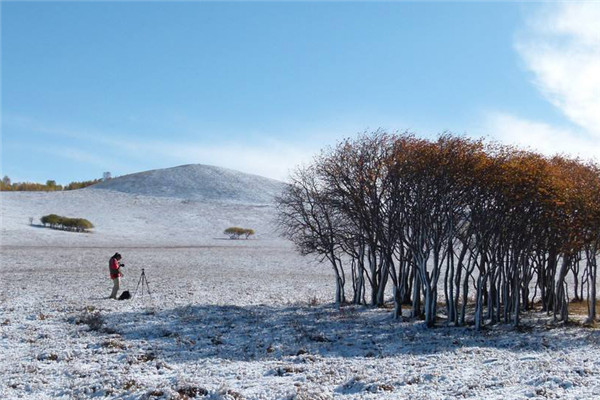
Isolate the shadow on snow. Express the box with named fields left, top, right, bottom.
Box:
left=101, top=303, right=599, bottom=364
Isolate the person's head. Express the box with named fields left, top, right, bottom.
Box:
left=113, top=252, right=122, bottom=260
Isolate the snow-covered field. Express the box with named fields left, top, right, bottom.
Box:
left=1, top=166, right=600, bottom=399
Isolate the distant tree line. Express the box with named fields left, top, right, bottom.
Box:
left=1, top=177, right=61, bottom=191
left=64, top=179, right=104, bottom=190
left=40, top=214, right=94, bottom=232
left=277, top=131, right=600, bottom=328
left=1, top=174, right=110, bottom=191
left=224, top=227, right=255, bottom=239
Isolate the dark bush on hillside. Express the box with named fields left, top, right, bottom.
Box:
left=40, top=214, right=94, bottom=232
left=64, top=179, right=103, bottom=190
left=40, top=214, right=61, bottom=227
left=224, top=227, right=255, bottom=239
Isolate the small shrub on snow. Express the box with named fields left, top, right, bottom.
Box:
left=367, top=383, right=394, bottom=393
left=270, top=365, right=306, bottom=376
left=122, top=379, right=138, bottom=391
left=75, top=310, right=104, bottom=331
left=40, top=214, right=94, bottom=232
left=176, top=385, right=208, bottom=398
left=223, top=227, right=255, bottom=239
left=36, top=352, right=59, bottom=361
left=210, top=335, right=223, bottom=345
left=137, top=351, right=156, bottom=362
left=102, top=339, right=126, bottom=350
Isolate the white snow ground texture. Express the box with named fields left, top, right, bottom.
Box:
left=1, top=165, right=599, bottom=399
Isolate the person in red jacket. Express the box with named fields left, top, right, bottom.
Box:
left=109, top=252, right=123, bottom=299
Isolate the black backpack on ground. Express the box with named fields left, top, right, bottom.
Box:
left=118, top=290, right=131, bottom=300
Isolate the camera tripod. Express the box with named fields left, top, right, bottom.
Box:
left=134, top=268, right=153, bottom=299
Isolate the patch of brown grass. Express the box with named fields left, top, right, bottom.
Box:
left=122, top=379, right=138, bottom=391
left=568, top=300, right=600, bottom=316
left=102, top=339, right=126, bottom=350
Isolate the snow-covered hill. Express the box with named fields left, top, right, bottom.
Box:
left=0, top=164, right=287, bottom=247
left=88, top=164, right=286, bottom=204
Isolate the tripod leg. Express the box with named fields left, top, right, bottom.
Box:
left=134, top=271, right=144, bottom=297
left=143, top=274, right=153, bottom=299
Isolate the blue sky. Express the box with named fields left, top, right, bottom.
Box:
left=2, top=2, right=599, bottom=183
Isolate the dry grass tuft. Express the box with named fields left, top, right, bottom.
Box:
left=568, top=300, right=600, bottom=317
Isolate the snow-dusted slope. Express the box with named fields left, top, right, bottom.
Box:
left=88, top=164, right=286, bottom=204
left=2, top=165, right=600, bottom=399
left=0, top=164, right=288, bottom=247
left=1, top=190, right=280, bottom=247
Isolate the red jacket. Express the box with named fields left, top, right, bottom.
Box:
left=109, top=257, right=122, bottom=279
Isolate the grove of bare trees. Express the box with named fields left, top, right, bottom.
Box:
left=277, top=132, right=600, bottom=328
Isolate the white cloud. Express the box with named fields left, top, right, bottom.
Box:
left=488, top=3, right=600, bottom=161
left=517, top=3, right=600, bottom=136
left=136, top=139, right=319, bottom=182
left=7, top=111, right=406, bottom=181
left=4, top=114, right=322, bottom=181
left=484, top=112, right=600, bottom=161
